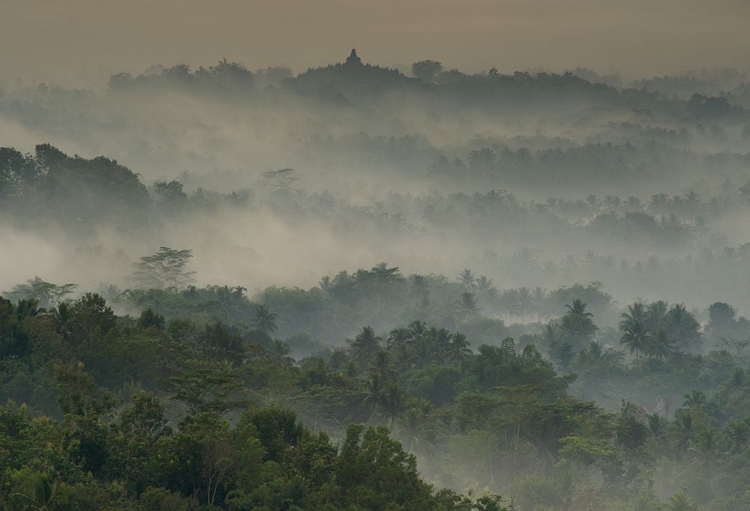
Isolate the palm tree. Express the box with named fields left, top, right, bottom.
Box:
left=516, top=287, right=532, bottom=324
left=458, top=269, right=476, bottom=288
left=671, top=413, right=695, bottom=453
left=625, top=196, right=642, bottom=212
left=409, top=274, right=429, bottom=301
left=649, top=328, right=677, bottom=359
left=387, top=327, right=411, bottom=350
left=381, top=383, right=406, bottom=430
left=214, top=285, right=247, bottom=322
left=413, top=336, right=434, bottom=369
left=408, top=320, right=427, bottom=339
left=363, top=374, right=384, bottom=418
left=400, top=408, right=436, bottom=458
left=51, top=301, right=72, bottom=340
left=648, top=193, right=671, bottom=214
left=541, top=323, right=559, bottom=350
left=455, top=292, right=480, bottom=327
left=619, top=302, right=647, bottom=332
left=436, top=327, right=457, bottom=360
left=97, top=284, right=122, bottom=305
left=683, top=389, right=707, bottom=410
left=620, top=321, right=653, bottom=360
left=685, top=190, right=700, bottom=207
left=269, top=339, right=293, bottom=365
left=727, top=419, right=750, bottom=453
left=531, top=286, right=546, bottom=322
left=318, top=276, right=331, bottom=294
left=445, top=332, right=471, bottom=362
left=603, top=194, right=622, bottom=212
left=664, top=304, right=702, bottom=352
left=559, top=299, right=598, bottom=350
left=693, top=216, right=710, bottom=240
left=475, top=276, right=497, bottom=304
left=250, top=304, right=278, bottom=336
left=647, top=413, right=668, bottom=444
left=15, top=298, right=42, bottom=318
left=348, top=326, right=382, bottom=366
left=645, top=300, right=669, bottom=332
left=501, top=288, right=520, bottom=320
left=586, top=194, right=601, bottom=216
left=582, top=341, right=604, bottom=362
left=393, top=343, right=416, bottom=372
left=370, top=349, right=394, bottom=380
left=689, top=428, right=722, bottom=475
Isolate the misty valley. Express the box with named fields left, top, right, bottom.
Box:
left=4, top=50, right=750, bottom=510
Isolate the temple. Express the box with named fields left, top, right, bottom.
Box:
left=345, top=49, right=362, bottom=67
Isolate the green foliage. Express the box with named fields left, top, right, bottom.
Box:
left=4, top=268, right=750, bottom=509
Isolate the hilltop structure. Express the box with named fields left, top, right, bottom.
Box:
left=293, top=48, right=413, bottom=96
left=345, top=49, right=362, bottom=67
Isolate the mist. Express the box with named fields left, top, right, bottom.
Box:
left=3, top=56, right=750, bottom=310
left=4, top=6, right=750, bottom=510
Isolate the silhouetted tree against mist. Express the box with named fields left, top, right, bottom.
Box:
left=411, top=60, right=443, bottom=82
left=516, top=287, right=533, bottom=324
left=663, top=304, right=702, bottom=353
left=619, top=321, right=653, bottom=360
left=458, top=269, right=476, bottom=289
left=153, top=180, right=187, bottom=210
left=455, top=292, right=480, bottom=328
left=349, top=326, right=382, bottom=367
left=559, top=299, right=598, bottom=352
left=649, top=329, right=677, bottom=359
left=645, top=300, right=669, bottom=333
left=706, top=301, right=750, bottom=345
left=249, top=304, right=278, bottom=337
left=4, top=277, right=76, bottom=310
left=130, top=247, right=196, bottom=289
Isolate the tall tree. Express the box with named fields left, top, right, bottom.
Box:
left=411, top=60, right=443, bottom=82
left=663, top=304, right=702, bottom=352
left=619, top=305, right=652, bottom=360
left=349, top=326, right=382, bottom=366
left=130, top=247, right=195, bottom=289
left=250, top=304, right=278, bottom=337
left=559, top=299, right=598, bottom=351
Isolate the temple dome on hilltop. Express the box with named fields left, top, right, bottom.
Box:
left=345, top=49, right=362, bottom=66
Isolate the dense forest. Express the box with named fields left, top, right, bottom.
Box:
left=4, top=51, right=750, bottom=510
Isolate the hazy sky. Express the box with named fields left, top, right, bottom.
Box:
left=2, top=0, right=749, bottom=86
